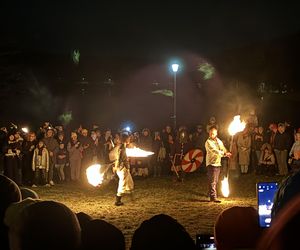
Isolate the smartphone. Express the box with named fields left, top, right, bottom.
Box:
left=257, top=182, right=278, bottom=228
left=196, top=234, right=216, bottom=250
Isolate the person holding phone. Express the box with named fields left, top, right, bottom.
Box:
left=205, top=126, right=231, bottom=203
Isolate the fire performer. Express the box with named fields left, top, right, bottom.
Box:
left=205, top=126, right=231, bottom=203
left=114, top=133, right=134, bottom=206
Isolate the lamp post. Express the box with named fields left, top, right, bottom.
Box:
left=171, top=63, right=179, bottom=130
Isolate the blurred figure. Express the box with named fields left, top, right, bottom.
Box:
left=55, top=143, right=68, bottom=183
left=289, top=132, right=300, bottom=172
left=214, top=206, right=263, bottom=250
left=0, top=175, right=21, bottom=250
left=67, top=132, right=82, bottom=182
left=152, top=131, right=164, bottom=177
left=237, top=127, right=251, bottom=174
left=257, top=143, right=276, bottom=176
left=80, top=128, right=93, bottom=183
left=130, top=214, right=196, bottom=250
left=6, top=200, right=81, bottom=250
left=32, top=140, right=49, bottom=187
left=4, top=133, right=21, bottom=185
left=206, top=116, right=218, bottom=134
left=274, top=123, right=291, bottom=176
left=272, top=169, right=300, bottom=218
left=253, top=126, right=265, bottom=173
left=81, top=219, right=125, bottom=250
left=258, top=195, right=300, bottom=250
left=138, top=128, right=152, bottom=177
left=0, top=127, right=8, bottom=175
left=22, top=132, right=37, bottom=186
left=42, top=128, right=59, bottom=186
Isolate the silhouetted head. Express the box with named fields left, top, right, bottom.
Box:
left=8, top=200, right=81, bottom=250
left=81, top=219, right=125, bottom=250
left=130, top=214, right=196, bottom=250
left=214, top=206, right=263, bottom=250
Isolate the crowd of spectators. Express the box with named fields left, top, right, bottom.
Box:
left=1, top=115, right=300, bottom=187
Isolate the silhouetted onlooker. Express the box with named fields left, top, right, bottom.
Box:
left=257, top=195, right=300, bottom=250
left=130, top=214, right=196, bottom=250
left=81, top=219, right=125, bottom=250
left=0, top=175, right=22, bottom=250
left=214, top=206, right=263, bottom=250
left=7, top=200, right=81, bottom=250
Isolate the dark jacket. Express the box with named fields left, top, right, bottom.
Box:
left=273, top=132, right=291, bottom=151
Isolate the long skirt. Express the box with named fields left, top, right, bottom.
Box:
left=116, top=167, right=134, bottom=196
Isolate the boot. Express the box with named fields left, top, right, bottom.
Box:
left=115, top=195, right=124, bottom=206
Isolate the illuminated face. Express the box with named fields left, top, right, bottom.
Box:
left=296, top=133, right=300, bottom=141
left=143, top=130, right=149, bottom=136
left=258, top=127, right=263, bottom=134
left=278, top=126, right=285, bottom=133
left=82, top=129, right=88, bottom=136
left=9, top=135, right=14, bottom=141
left=38, top=141, right=44, bottom=148
left=166, top=126, right=171, bottom=133
left=59, top=143, right=64, bottom=149
left=105, top=131, right=111, bottom=137
left=58, top=134, right=64, bottom=141
left=29, top=133, right=36, bottom=142
left=71, top=132, right=77, bottom=140
left=209, top=128, right=218, bottom=139
left=46, top=130, right=53, bottom=138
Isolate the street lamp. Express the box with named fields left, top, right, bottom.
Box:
left=171, top=63, right=179, bottom=130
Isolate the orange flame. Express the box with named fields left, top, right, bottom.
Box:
left=221, top=177, right=230, bottom=197
left=126, top=147, right=154, bottom=157
left=86, top=164, right=104, bottom=187
left=228, top=115, right=246, bottom=136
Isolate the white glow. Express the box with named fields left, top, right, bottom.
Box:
left=126, top=147, right=154, bottom=157
left=221, top=177, right=230, bottom=197
left=125, top=126, right=131, bottom=132
left=228, top=115, right=246, bottom=136
left=171, top=63, right=179, bottom=72
left=86, top=164, right=104, bottom=187
left=21, top=127, right=29, bottom=133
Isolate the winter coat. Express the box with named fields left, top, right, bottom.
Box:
left=67, top=140, right=82, bottom=161
left=237, top=133, right=251, bottom=165
left=32, top=147, right=49, bottom=171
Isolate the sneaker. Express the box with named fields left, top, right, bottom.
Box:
left=49, top=181, right=55, bottom=186
left=32, top=184, right=37, bottom=188
left=45, top=184, right=51, bottom=187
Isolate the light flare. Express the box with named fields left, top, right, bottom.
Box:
left=86, top=164, right=104, bottom=187
left=228, top=115, right=246, bottom=136
left=221, top=177, right=230, bottom=198
left=21, top=127, right=29, bottom=133
left=126, top=147, right=154, bottom=157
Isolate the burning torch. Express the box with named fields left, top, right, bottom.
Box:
left=221, top=115, right=246, bottom=198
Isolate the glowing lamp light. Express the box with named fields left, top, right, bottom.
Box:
left=125, top=126, right=131, bottom=132
left=221, top=176, right=230, bottom=198
left=171, top=63, right=179, bottom=73
left=21, top=127, right=29, bottom=133
left=126, top=147, right=154, bottom=157
left=86, top=164, right=104, bottom=187
left=228, top=115, right=246, bottom=136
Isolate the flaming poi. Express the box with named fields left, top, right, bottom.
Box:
left=221, top=115, right=246, bottom=198
left=86, top=164, right=104, bottom=187
left=125, top=147, right=154, bottom=157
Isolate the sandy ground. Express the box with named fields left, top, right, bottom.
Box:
left=34, top=172, right=282, bottom=249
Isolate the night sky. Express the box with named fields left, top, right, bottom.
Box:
left=1, top=1, right=300, bottom=129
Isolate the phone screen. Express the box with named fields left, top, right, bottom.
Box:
left=196, top=234, right=216, bottom=250
left=257, top=182, right=278, bottom=227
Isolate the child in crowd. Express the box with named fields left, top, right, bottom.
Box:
left=32, top=140, right=49, bottom=187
